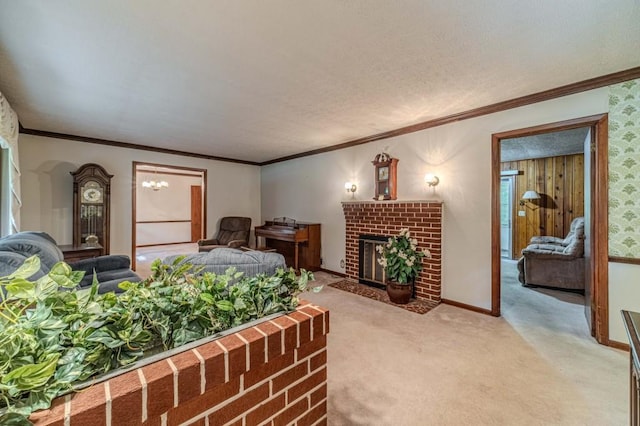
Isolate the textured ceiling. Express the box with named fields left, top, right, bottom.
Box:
left=501, top=128, right=590, bottom=162
left=0, top=1, right=639, bottom=163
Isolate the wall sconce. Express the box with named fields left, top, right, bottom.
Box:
left=519, top=190, right=540, bottom=206
left=424, top=174, right=440, bottom=187
left=344, top=182, right=357, bottom=194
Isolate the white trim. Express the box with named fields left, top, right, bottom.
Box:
left=137, top=369, right=148, bottom=422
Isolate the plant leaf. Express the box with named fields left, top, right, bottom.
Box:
left=0, top=412, right=32, bottom=425
left=215, top=300, right=234, bottom=312
left=2, top=353, right=60, bottom=390
left=4, top=278, right=35, bottom=298
left=7, top=256, right=40, bottom=280
left=199, top=293, right=214, bottom=304
left=47, top=262, right=81, bottom=288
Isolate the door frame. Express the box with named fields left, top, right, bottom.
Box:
left=491, top=114, right=609, bottom=344
left=131, top=162, right=207, bottom=270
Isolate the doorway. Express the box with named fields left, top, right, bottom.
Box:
left=131, top=162, right=207, bottom=271
left=491, top=114, right=609, bottom=345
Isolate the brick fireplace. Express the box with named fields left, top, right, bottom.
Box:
left=342, top=200, right=443, bottom=302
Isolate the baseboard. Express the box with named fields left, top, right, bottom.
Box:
left=441, top=299, right=493, bottom=316
left=607, top=339, right=629, bottom=352
left=318, top=268, right=347, bottom=278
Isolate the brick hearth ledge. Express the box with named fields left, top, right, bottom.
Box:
left=30, top=302, right=329, bottom=425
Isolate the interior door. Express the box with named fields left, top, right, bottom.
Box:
left=500, top=177, right=514, bottom=259
left=190, top=185, right=202, bottom=242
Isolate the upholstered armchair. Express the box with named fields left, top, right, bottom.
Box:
left=197, top=216, right=252, bottom=252
left=517, top=217, right=585, bottom=291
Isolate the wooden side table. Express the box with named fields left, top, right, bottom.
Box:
left=59, top=243, right=103, bottom=263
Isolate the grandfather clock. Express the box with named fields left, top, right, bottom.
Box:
left=71, top=163, right=113, bottom=254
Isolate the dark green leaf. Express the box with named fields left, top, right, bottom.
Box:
left=2, top=353, right=59, bottom=390
left=215, top=300, right=234, bottom=312
left=0, top=412, right=32, bottom=425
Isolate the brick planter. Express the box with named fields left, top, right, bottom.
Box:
left=29, top=302, right=329, bottom=426
left=342, top=200, right=443, bottom=302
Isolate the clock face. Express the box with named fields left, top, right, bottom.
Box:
left=378, top=166, right=389, bottom=181
left=82, top=181, right=103, bottom=203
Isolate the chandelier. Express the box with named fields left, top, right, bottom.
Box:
left=142, top=170, right=169, bottom=191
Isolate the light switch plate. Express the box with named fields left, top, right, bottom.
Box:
left=518, top=210, right=526, bottom=217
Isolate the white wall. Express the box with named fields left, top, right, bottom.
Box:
left=609, top=262, right=640, bottom=342
left=261, top=87, right=640, bottom=340
left=136, top=172, right=202, bottom=245
left=19, top=134, right=261, bottom=256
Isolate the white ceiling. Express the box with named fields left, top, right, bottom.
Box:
left=0, top=1, right=639, bottom=164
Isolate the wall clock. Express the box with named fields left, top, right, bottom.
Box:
left=372, top=153, right=398, bottom=201
left=71, top=164, right=113, bottom=254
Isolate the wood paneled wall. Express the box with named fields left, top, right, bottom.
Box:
left=502, top=153, right=584, bottom=259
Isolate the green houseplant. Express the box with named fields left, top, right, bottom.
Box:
left=0, top=256, right=319, bottom=425
left=376, top=228, right=430, bottom=304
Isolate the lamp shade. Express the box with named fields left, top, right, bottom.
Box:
left=521, top=190, right=540, bottom=200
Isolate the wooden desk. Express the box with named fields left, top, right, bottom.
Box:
left=59, top=243, right=103, bottom=263
left=622, top=310, right=640, bottom=426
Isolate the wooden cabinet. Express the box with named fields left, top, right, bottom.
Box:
left=372, top=154, right=398, bottom=200
left=71, top=164, right=113, bottom=255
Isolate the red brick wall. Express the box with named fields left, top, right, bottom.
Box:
left=342, top=201, right=442, bottom=302
left=30, top=303, right=329, bottom=426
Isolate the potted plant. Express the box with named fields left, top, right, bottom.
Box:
left=376, top=228, right=430, bottom=304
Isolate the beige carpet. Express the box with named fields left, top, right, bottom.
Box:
left=132, top=249, right=628, bottom=425
left=306, top=264, right=627, bottom=425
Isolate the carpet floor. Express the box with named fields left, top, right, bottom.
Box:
left=131, top=248, right=628, bottom=425
left=306, top=265, right=627, bottom=425
left=329, top=280, right=438, bottom=314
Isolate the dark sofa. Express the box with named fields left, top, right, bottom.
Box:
left=0, top=231, right=141, bottom=293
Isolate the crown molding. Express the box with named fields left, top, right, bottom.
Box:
left=261, top=66, right=640, bottom=165
left=18, top=127, right=260, bottom=166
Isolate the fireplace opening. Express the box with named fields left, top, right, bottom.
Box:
left=358, top=234, right=388, bottom=288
